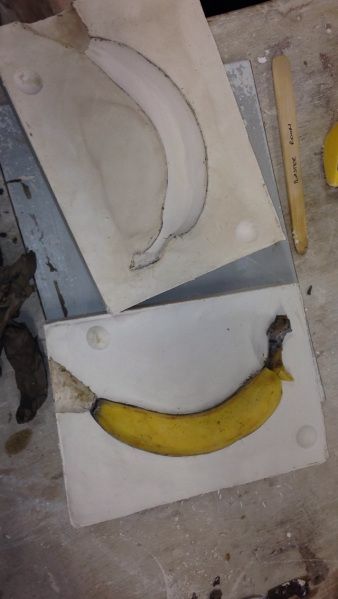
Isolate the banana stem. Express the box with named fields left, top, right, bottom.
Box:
left=265, top=315, right=292, bottom=373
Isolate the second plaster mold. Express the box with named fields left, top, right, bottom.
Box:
left=0, top=0, right=284, bottom=312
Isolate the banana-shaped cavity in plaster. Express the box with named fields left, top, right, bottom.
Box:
left=86, top=39, right=208, bottom=269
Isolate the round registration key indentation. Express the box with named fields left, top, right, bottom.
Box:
left=86, top=325, right=110, bottom=350
left=14, top=68, right=43, bottom=95
left=235, top=220, right=257, bottom=243
left=296, top=425, right=317, bottom=448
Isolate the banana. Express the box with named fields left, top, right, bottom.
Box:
left=91, top=315, right=292, bottom=457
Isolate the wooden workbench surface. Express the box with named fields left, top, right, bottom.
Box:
left=2, top=1, right=338, bottom=598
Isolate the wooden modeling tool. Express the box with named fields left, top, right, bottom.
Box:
left=272, top=55, right=308, bottom=254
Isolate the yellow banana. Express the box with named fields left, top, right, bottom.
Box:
left=323, top=122, right=338, bottom=187
left=91, top=315, right=292, bottom=456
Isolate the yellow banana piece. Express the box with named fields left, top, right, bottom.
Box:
left=91, top=315, right=293, bottom=456
left=323, top=122, right=338, bottom=187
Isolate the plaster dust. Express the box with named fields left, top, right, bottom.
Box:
left=0, top=0, right=284, bottom=313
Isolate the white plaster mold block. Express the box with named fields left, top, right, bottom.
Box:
left=0, top=0, right=284, bottom=312
left=45, top=284, right=327, bottom=527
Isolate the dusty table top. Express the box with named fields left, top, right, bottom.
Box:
left=1, top=0, right=338, bottom=598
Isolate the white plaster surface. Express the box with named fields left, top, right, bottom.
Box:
left=45, top=284, right=327, bottom=527
left=0, top=0, right=284, bottom=312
